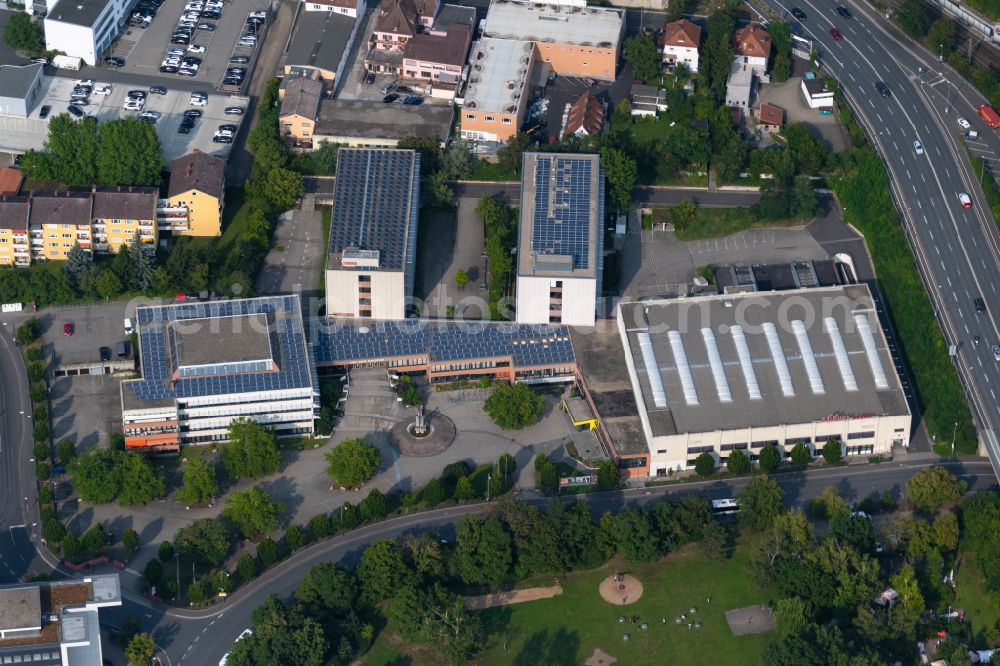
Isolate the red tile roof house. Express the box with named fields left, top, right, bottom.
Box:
left=733, top=23, right=771, bottom=79
left=365, top=0, right=438, bottom=75
left=757, top=103, right=784, bottom=132
left=562, top=91, right=607, bottom=138
left=660, top=19, right=701, bottom=73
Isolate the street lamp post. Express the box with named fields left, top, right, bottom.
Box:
left=951, top=421, right=958, bottom=455
left=939, top=44, right=944, bottom=61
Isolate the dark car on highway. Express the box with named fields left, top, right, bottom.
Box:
left=976, top=297, right=988, bottom=314
left=791, top=7, right=806, bottom=19
left=875, top=81, right=891, bottom=97
left=836, top=5, right=851, bottom=17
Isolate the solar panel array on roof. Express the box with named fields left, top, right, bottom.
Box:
left=531, top=156, right=593, bottom=270
left=328, top=148, right=419, bottom=271
left=125, top=296, right=314, bottom=404
left=313, top=321, right=575, bottom=368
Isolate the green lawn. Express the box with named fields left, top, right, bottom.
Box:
left=363, top=536, right=777, bottom=665
left=954, top=557, right=1000, bottom=642
left=651, top=207, right=805, bottom=241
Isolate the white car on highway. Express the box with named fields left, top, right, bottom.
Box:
left=913, top=140, right=924, bottom=156
left=958, top=117, right=971, bottom=129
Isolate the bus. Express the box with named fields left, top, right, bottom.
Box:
left=978, top=104, right=1000, bottom=129
left=711, top=498, right=740, bottom=516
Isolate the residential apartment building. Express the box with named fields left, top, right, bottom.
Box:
left=482, top=0, right=624, bottom=81
left=401, top=23, right=471, bottom=90
left=159, top=150, right=225, bottom=238
left=45, top=0, right=135, bottom=66
left=515, top=153, right=604, bottom=327
left=660, top=18, right=701, bottom=72
left=302, top=0, right=363, bottom=16
left=0, top=197, right=30, bottom=267
left=325, top=148, right=420, bottom=320
left=22, top=191, right=93, bottom=262
left=733, top=23, right=771, bottom=77
left=283, top=3, right=360, bottom=85
left=279, top=76, right=323, bottom=142
left=91, top=186, right=157, bottom=252
left=120, top=297, right=318, bottom=451
left=365, top=0, right=438, bottom=74
left=461, top=38, right=536, bottom=143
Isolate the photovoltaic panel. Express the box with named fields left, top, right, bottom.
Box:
left=530, top=156, right=593, bottom=270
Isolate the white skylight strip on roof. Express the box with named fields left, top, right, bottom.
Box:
left=636, top=331, right=667, bottom=408
left=791, top=319, right=825, bottom=395
left=762, top=322, right=795, bottom=397
left=823, top=317, right=859, bottom=392
left=667, top=330, right=699, bottom=406
left=730, top=325, right=761, bottom=400
left=700, top=327, right=732, bottom=403
left=854, top=313, right=890, bottom=390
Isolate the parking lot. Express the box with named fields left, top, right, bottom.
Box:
left=0, top=76, right=246, bottom=162
left=108, top=0, right=269, bottom=89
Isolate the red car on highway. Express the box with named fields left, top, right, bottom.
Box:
left=830, top=27, right=843, bottom=41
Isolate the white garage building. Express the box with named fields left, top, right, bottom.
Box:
left=44, top=0, right=133, bottom=66
left=618, top=284, right=912, bottom=476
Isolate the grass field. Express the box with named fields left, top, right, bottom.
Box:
left=954, top=557, right=1000, bottom=643
left=649, top=207, right=804, bottom=241
left=363, top=536, right=776, bottom=665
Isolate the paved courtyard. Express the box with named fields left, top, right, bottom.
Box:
left=255, top=195, right=326, bottom=298
left=416, top=198, right=488, bottom=318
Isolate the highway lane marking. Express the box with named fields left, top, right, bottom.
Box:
left=993, top=389, right=997, bottom=400
left=906, top=169, right=911, bottom=180
left=849, top=72, right=856, bottom=82
left=877, top=112, right=883, bottom=124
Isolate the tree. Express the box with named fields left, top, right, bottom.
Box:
left=907, top=466, right=965, bottom=511
left=614, top=508, right=660, bottom=562
left=357, top=540, right=411, bottom=603
left=359, top=488, right=388, bottom=522
left=497, top=452, right=516, bottom=488
left=95, top=270, right=123, bottom=300
left=769, top=20, right=792, bottom=82
left=295, top=561, right=355, bottom=617
left=143, top=558, right=162, bottom=585
left=95, top=118, right=162, bottom=187
left=454, top=269, right=469, bottom=290
left=726, top=450, right=750, bottom=474
left=455, top=516, right=512, bottom=585
left=256, top=537, right=282, bottom=568
left=283, top=524, right=307, bottom=551
left=117, top=452, right=165, bottom=506
left=122, top=528, right=140, bottom=552
left=174, top=519, right=229, bottom=566
left=158, top=541, right=174, bottom=563
left=624, top=33, right=661, bottom=84
left=830, top=512, right=876, bottom=553
left=324, top=438, right=381, bottom=489
left=483, top=383, right=544, bottom=430
left=187, top=580, right=208, bottom=605
left=784, top=124, right=827, bottom=176
left=699, top=518, right=731, bottom=559
left=896, top=0, right=929, bottom=38
left=57, top=438, right=76, bottom=463
left=790, top=442, right=812, bottom=467
left=15, top=318, right=42, bottom=346
left=125, top=632, right=156, bottom=664
left=237, top=553, right=257, bottom=582
left=739, top=475, right=784, bottom=531
left=669, top=200, right=697, bottom=231
left=596, top=459, right=619, bottom=490
left=223, top=487, right=285, bottom=539
left=440, top=139, right=478, bottom=179
left=421, top=478, right=446, bottom=506
left=821, top=438, right=842, bottom=464
left=704, top=11, right=737, bottom=101
left=694, top=452, right=715, bottom=477
left=455, top=475, right=475, bottom=501
left=758, top=443, right=781, bottom=473
left=69, top=448, right=121, bottom=504
left=259, top=166, right=305, bottom=210
left=3, top=13, right=42, bottom=52
left=809, top=486, right=849, bottom=520
left=933, top=511, right=959, bottom=551
left=177, top=456, right=219, bottom=506
left=774, top=596, right=809, bottom=636
left=534, top=454, right=559, bottom=492
left=495, top=133, right=530, bottom=175
left=65, top=244, right=94, bottom=294
left=927, top=18, right=957, bottom=55
left=600, top=146, right=637, bottom=212
left=222, top=418, right=282, bottom=480
left=27, top=115, right=99, bottom=187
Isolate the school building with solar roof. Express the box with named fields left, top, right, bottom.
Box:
left=617, top=284, right=911, bottom=476
left=120, top=296, right=319, bottom=452
left=516, top=152, right=604, bottom=327
left=325, top=147, right=421, bottom=321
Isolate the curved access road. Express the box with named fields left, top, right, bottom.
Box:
left=102, top=457, right=996, bottom=666
left=764, top=0, right=1000, bottom=475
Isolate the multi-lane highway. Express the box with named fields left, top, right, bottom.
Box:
left=763, top=0, right=1000, bottom=474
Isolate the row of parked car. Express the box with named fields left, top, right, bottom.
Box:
left=130, top=0, right=163, bottom=28
left=168, top=0, right=223, bottom=55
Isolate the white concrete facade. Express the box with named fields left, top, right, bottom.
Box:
left=662, top=43, right=698, bottom=72
left=325, top=268, right=406, bottom=320
left=516, top=275, right=597, bottom=327
left=44, top=0, right=131, bottom=66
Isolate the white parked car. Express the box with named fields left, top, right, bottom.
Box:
left=958, top=117, right=971, bottom=129
left=187, top=44, right=206, bottom=53
left=190, top=95, right=207, bottom=106
left=94, top=85, right=112, bottom=95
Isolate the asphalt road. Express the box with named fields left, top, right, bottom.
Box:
left=99, top=457, right=996, bottom=666
left=0, top=323, right=41, bottom=583
left=765, top=0, right=1000, bottom=475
